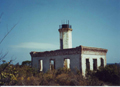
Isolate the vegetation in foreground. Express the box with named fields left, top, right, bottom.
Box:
left=0, top=62, right=120, bottom=86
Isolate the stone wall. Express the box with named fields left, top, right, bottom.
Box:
left=81, top=46, right=107, bottom=76
left=32, top=54, right=81, bottom=72
left=30, top=45, right=108, bottom=76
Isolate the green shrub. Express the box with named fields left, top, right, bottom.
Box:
left=0, top=62, right=119, bottom=86
left=85, top=70, right=104, bottom=86
left=85, top=64, right=120, bottom=85
left=95, top=64, right=120, bottom=85
left=0, top=64, right=19, bottom=85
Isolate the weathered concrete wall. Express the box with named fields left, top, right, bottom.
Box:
left=30, top=45, right=107, bottom=77
left=81, top=49, right=107, bottom=76
left=32, top=54, right=80, bottom=72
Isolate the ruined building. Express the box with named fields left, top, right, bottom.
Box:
left=30, top=23, right=108, bottom=76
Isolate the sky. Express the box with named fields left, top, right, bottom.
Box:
left=0, top=0, right=120, bottom=64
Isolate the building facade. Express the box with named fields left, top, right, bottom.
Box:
left=30, top=23, right=108, bottom=76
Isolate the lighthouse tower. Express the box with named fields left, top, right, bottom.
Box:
left=58, top=22, right=72, bottom=49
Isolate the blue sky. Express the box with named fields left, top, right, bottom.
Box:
left=0, top=0, right=120, bottom=64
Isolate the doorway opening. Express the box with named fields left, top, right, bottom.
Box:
left=93, top=59, right=97, bottom=70
left=100, top=58, right=104, bottom=67
left=86, top=59, right=90, bottom=71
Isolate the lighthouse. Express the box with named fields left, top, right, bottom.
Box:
left=58, top=22, right=72, bottom=49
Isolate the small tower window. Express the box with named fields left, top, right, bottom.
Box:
left=60, top=39, right=63, bottom=49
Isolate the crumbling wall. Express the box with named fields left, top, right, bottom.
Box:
left=81, top=48, right=107, bottom=76
left=32, top=54, right=80, bottom=72
left=30, top=45, right=108, bottom=77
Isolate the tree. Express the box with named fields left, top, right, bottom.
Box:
left=2, top=60, right=6, bottom=64
left=0, top=13, right=19, bottom=45
left=0, top=12, right=19, bottom=85
left=22, top=60, right=31, bottom=66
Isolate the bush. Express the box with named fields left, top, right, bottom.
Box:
left=85, top=64, right=120, bottom=86
left=85, top=70, right=104, bottom=86
left=0, top=63, right=119, bottom=86
left=95, top=64, right=120, bottom=85
left=56, top=67, right=71, bottom=75
left=0, top=64, right=19, bottom=85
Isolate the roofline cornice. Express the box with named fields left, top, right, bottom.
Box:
left=30, top=45, right=108, bottom=57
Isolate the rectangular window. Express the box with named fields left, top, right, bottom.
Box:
left=93, top=59, right=97, bottom=70
left=50, top=59, right=55, bottom=70
left=86, top=59, right=90, bottom=71
left=100, top=58, right=104, bottom=67
left=64, top=58, right=70, bottom=69
left=39, top=60, right=43, bottom=71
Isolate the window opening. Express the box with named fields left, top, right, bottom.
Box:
left=86, top=59, right=90, bottom=71
left=39, top=60, right=43, bottom=71
left=100, top=58, right=104, bottom=67
left=93, top=59, right=97, bottom=70
left=60, top=39, right=63, bottom=49
left=64, top=58, right=70, bottom=69
left=50, top=59, right=55, bottom=70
